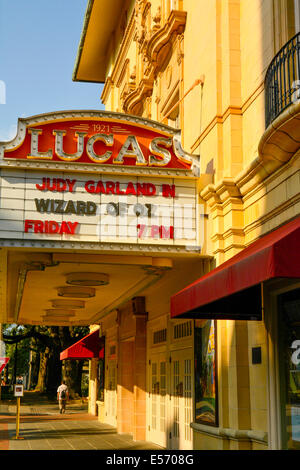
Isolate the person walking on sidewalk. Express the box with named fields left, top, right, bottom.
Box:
left=57, top=380, right=69, bottom=414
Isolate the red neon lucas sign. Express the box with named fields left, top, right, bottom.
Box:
left=3, top=114, right=193, bottom=170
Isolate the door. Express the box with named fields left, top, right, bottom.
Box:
left=105, top=360, right=117, bottom=427
left=169, top=348, right=193, bottom=450
left=278, top=288, right=300, bottom=449
left=148, top=354, right=168, bottom=447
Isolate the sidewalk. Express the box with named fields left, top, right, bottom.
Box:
left=0, top=391, right=163, bottom=451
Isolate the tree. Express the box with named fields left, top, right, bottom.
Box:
left=3, top=324, right=89, bottom=397
left=3, top=325, right=30, bottom=385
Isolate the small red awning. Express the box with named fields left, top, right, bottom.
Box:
left=60, top=329, right=104, bottom=360
left=171, top=216, right=300, bottom=320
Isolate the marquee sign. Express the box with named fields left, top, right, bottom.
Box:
left=1, top=111, right=195, bottom=171
left=0, top=111, right=201, bottom=253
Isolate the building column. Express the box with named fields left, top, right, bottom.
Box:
left=227, top=320, right=252, bottom=450
left=133, top=315, right=147, bottom=441
left=88, top=358, right=98, bottom=415
left=118, top=340, right=134, bottom=434
left=117, top=297, right=147, bottom=440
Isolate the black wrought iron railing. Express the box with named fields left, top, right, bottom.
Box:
left=265, top=32, right=300, bottom=127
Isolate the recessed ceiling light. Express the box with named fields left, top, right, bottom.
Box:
left=41, top=316, right=70, bottom=324
left=65, top=272, right=109, bottom=286
left=51, top=299, right=85, bottom=309
left=57, top=286, right=96, bottom=298
left=44, top=309, right=76, bottom=317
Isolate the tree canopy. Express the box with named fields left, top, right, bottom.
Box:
left=2, top=324, right=89, bottom=397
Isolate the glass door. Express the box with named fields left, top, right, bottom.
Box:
left=105, top=360, right=117, bottom=427
left=148, top=354, right=168, bottom=447
left=169, top=348, right=193, bottom=450
left=278, top=288, right=300, bottom=449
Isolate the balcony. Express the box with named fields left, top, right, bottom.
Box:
left=259, top=33, right=300, bottom=168
left=265, top=32, right=300, bottom=127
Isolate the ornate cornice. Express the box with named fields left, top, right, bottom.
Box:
left=122, top=78, right=153, bottom=115
left=120, top=9, right=187, bottom=116
left=146, top=10, right=187, bottom=74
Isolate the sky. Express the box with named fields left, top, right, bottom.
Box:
left=0, top=0, right=104, bottom=141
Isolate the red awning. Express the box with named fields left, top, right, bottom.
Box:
left=171, top=216, right=300, bottom=320
left=60, top=329, right=104, bottom=360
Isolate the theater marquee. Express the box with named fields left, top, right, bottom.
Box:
left=0, top=111, right=202, bottom=253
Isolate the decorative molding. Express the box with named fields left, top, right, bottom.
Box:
left=122, top=78, right=153, bottom=115
left=135, top=0, right=152, bottom=50
left=191, top=106, right=243, bottom=153
left=101, top=77, right=114, bottom=105
left=116, top=58, right=130, bottom=88
left=191, top=422, right=268, bottom=445
left=191, top=81, right=264, bottom=153
left=145, top=10, right=187, bottom=73
left=215, top=178, right=242, bottom=201
left=176, top=33, right=184, bottom=65
left=0, top=238, right=203, bottom=255
left=100, top=10, right=136, bottom=105
left=111, top=10, right=136, bottom=86
left=0, top=155, right=193, bottom=178
left=201, top=178, right=245, bottom=262
left=152, top=5, right=161, bottom=33
left=120, top=81, right=136, bottom=106
left=235, top=100, right=300, bottom=197
left=118, top=10, right=186, bottom=117
left=160, top=80, right=180, bottom=120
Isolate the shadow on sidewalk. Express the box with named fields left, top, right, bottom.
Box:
left=0, top=390, right=90, bottom=418
left=0, top=391, right=164, bottom=451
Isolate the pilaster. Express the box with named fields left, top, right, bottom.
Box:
left=117, top=297, right=147, bottom=440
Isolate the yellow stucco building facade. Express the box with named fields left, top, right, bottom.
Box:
left=71, top=0, right=300, bottom=450
left=1, top=0, right=300, bottom=452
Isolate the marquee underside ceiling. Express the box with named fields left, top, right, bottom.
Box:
left=0, top=248, right=204, bottom=326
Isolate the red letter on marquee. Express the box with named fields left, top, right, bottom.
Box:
left=162, top=184, right=175, bottom=198
left=24, top=220, right=34, bottom=232
left=34, top=221, right=44, bottom=233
